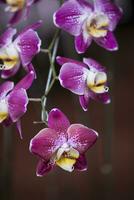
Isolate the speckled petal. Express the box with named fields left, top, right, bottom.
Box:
left=15, top=28, right=41, bottom=66
left=67, top=124, right=98, bottom=154
left=59, top=62, right=88, bottom=95
left=53, top=0, right=92, bottom=36
left=48, top=108, right=70, bottom=134
left=30, top=128, right=65, bottom=161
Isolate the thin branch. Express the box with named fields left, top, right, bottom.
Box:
left=29, top=98, right=41, bottom=102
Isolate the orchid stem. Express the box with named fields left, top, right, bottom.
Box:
left=29, top=98, right=41, bottom=102
left=40, top=48, right=50, bottom=53
left=41, top=31, right=60, bottom=122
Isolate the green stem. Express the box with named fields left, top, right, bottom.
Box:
left=29, top=98, right=41, bottom=102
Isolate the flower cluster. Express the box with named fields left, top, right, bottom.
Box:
left=0, top=0, right=122, bottom=176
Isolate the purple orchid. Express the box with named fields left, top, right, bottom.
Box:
left=0, top=0, right=40, bottom=25
left=53, top=0, right=122, bottom=53
left=57, top=56, right=111, bottom=111
left=30, top=108, right=98, bottom=176
left=0, top=70, right=35, bottom=138
left=0, top=21, right=41, bottom=79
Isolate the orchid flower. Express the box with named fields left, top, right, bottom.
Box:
left=57, top=56, right=111, bottom=111
left=53, top=0, right=122, bottom=53
left=0, top=0, right=40, bottom=25
left=30, top=108, right=98, bottom=176
left=0, top=21, right=41, bottom=79
left=0, top=69, right=35, bottom=138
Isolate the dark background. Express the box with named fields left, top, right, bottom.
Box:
left=0, top=0, right=134, bottom=199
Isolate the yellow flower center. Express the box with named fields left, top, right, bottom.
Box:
left=86, top=13, right=109, bottom=38
left=53, top=143, right=79, bottom=172
left=0, top=99, right=8, bottom=123
left=6, top=0, right=25, bottom=12
left=87, top=71, right=109, bottom=94
left=0, top=43, right=19, bottom=70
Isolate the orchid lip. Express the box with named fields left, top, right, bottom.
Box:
left=0, top=43, right=19, bottom=70
left=86, top=70, right=108, bottom=93
left=85, top=12, right=109, bottom=38
left=6, top=0, right=26, bottom=12
left=0, top=98, right=8, bottom=122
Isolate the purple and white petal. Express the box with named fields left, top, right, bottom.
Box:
left=83, top=58, right=105, bottom=72
left=1, top=62, right=20, bottom=79
left=74, top=154, right=87, bottom=171
left=36, top=159, right=54, bottom=177
left=53, top=0, right=92, bottom=36
left=29, top=128, right=65, bottom=161
left=0, top=81, right=14, bottom=99
left=16, top=120, right=23, bottom=139
left=48, top=108, right=70, bottom=134
left=79, top=91, right=90, bottom=112
left=94, top=31, right=118, bottom=51
left=94, top=0, right=123, bottom=31
left=67, top=124, right=98, bottom=154
left=75, top=31, right=92, bottom=54
left=14, top=70, right=35, bottom=90
left=15, top=29, right=41, bottom=66
left=56, top=56, right=87, bottom=68
left=7, top=88, right=28, bottom=122
left=89, top=91, right=111, bottom=104
left=8, top=10, right=24, bottom=26
left=59, top=62, right=88, bottom=95
left=0, top=28, right=16, bottom=47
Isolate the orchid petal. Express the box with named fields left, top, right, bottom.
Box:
left=8, top=10, right=23, bottom=26
left=75, top=32, right=92, bottom=54
left=94, top=31, right=118, bottom=51
left=56, top=56, right=87, bottom=68
left=48, top=108, right=70, bottom=134
left=36, top=159, right=54, bottom=177
left=59, top=62, right=88, bottom=95
left=94, top=0, right=123, bottom=31
left=15, top=29, right=41, bottom=66
left=0, top=28, right=16, bottom=47
left=1, top=63, right=20, bottom=79
left=67, top=124, right=98, bottom=154
left=0, top=81, right=14, bottom=99
left=83, top=58, right=106, bottom=72
left=14, top=70, right=35, bottom=90
left=16, top=120, right=23, bottom=139
left=30, top=128, right=65, bottom=161
left=7, top=88, right=28, bottom=122
left=74, top=154, right=87, bottom=171
left=79, top=92, right=90, bottom=112
left=53, top=0, right=91, bottom=36
left=89, top=90, right=111, bottom=104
